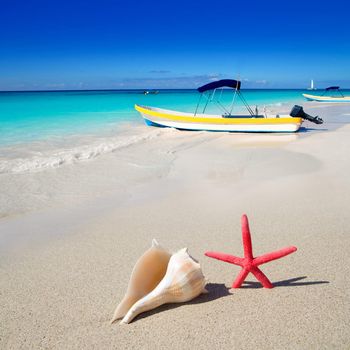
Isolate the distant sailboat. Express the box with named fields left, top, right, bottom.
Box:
left=307, top=79, right=316, bottom=90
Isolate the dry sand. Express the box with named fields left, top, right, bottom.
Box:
left=1, top=104, right=350, bottom=349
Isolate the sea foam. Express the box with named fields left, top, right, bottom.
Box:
left=0, top=128, right=167, bottom=174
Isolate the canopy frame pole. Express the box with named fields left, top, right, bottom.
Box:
left=228, top=86, right=238, bottom=116
left=219, top=87, right=224, bottom=100
left=194, top=94, right=203, bottom=116
left=213, top=88, right=230, bottom=115
left=215, top=100, right=230, bottom=115
left=217, top=88, right=227, bottom=114
left=202, top=92, right=211, bottom=114
left=238, top=91, right=255, bottom=116
left=212, top=96, right=230, bottom=115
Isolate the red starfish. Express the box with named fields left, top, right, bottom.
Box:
left=205, top=214, right=297, bottom=288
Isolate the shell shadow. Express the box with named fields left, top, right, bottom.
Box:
left=240, top=276, right=329, bottom=289
left=132, top=283, right=231, bottom=323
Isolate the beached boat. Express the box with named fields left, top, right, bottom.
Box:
left=135, top=79, right=322, bottom=133
left=303, top=86, right=350, bottom=102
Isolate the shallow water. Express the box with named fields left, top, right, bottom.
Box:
left=0, top=89, right=310, bottom=145
left=0, top=89, right=348, bottom=174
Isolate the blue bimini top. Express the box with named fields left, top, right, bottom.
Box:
left=325, top=86, right=340, bottom=91
left=197, top=79, right=241, bottom=93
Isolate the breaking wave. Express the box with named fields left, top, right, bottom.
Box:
left=0, top=128, right=167, bottom=174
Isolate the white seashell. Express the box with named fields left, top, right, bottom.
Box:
left=120, top=247, right=207, bottom=324
left=111, top=239, right=171, bottom=324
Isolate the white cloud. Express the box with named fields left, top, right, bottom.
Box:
left=255, top=80, right=267, bottom=85
left=45, top=83, right=65, bottom=88
left=148, top=70, right=171, bottom=74
left=117, top=74, right=226, bottom=89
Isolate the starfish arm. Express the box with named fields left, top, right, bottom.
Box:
left=205, top=251, right=244, bottom=266
left=253, top=246, right=297, bottom=266
left=251, top=267, right=274, bottom=288
left=241, top=214, right=253, bottom=259
left=232, top=268, right=250, bottom=288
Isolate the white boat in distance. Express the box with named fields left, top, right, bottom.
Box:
left=303, top=86, right=350, bottom=102
left=307, top=79, right=316, bottom=90
left=135, top=79, right=323, bottom=133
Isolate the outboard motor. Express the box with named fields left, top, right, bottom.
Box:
left=290, top=105, right=323, bottom=124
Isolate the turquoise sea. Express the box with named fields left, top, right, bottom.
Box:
left=0, top=89, right=346, bottom=173
left=0, top=89, right=312, bottom=146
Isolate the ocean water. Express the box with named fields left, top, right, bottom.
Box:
left=0, top=89, right=327, bottom=173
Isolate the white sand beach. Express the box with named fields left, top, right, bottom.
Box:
left=1, top=104, right=350, bottom=349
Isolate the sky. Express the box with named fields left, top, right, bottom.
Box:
left=0, top=0, right=349, bottom=90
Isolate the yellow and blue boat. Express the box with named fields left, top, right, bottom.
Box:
left=303, top=86, right=350, bottom=103
left=136, top=79, right=322, bottom=133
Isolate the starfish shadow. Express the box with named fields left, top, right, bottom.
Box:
left=132, top=283, right=231, bottom=323
left=240, top=276, right=329, bottom=289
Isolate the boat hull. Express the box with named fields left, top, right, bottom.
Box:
left=135, top=105, right=302, bottom=133
left=303, top=93, right=350, bottom=102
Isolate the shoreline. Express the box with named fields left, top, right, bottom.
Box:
left=0, top=104, right=348, bottom=217
left=0, top=89, right=324, bottom=152
left=1, top=101, right=347, bottom=176
left=1, top=104, right=350, bottom=349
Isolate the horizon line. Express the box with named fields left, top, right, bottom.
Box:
left=2, top=87, right=349, bottom=93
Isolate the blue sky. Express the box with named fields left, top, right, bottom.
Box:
left=1, top=0, right=349, bottom=90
